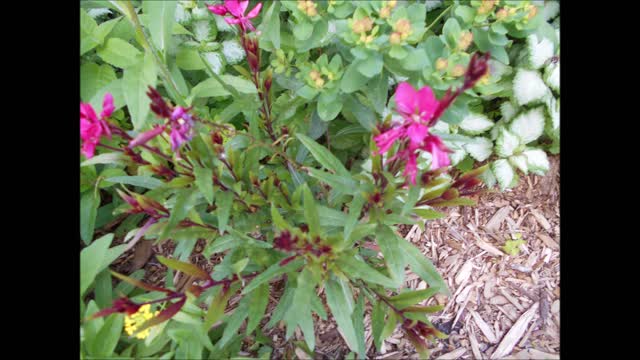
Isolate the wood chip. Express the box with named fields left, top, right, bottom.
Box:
left=475, top=237, right=505, bottom=256
left=469, top=330, right=483, bottom=360
left=455, top=260, right=474, bottom=285
left=470, top=310, right=498, bottom=344
left=499, top=288, right=525, bottom=312
left=436, top=347, right=467, bottom=360
left=506, top=348, right=559, bottom=359
left=537, top=233, right=558, bottom=250
left=485, top=206, right=513, bottom=232
left=510, top=264, right=532, bottom=273
left=530, top=210, right=551, bottom=230
left=489, top=296, right=509, bottom=305
left=490, top=302, right=539, bottom=359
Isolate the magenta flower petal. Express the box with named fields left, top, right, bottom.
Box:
left=80, top=103, right=98, bottom=122
left=394, top=82, right=418, bottom=118
left=208, top=4, right=228, bottom=15
left=407, top=123, right=429, bottom=147
left=81, top=141, right=97, bottom=159
left=246, top=2, right=262, bottom=18
left=100, top=93, right=115, bottom=119
left=415, top=86, right=438, bottom=121
left=129, top=125, right=166, bottom=148
left=225, top=0, right=248, bottom=17
left=225, top=17, right=242, bottom=25
left=403, top=151, right=418, bottom=185
left=425, top=136, right=451, bottom=169
left=171, top=106, right=187, bottom=121
left=374, top=126, right=406, bottom=155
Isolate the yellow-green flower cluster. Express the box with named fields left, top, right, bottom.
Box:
left=124, top=304, right=159, bottom=340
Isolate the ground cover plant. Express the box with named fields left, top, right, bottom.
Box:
left=80, top=1, right=559, bottom=358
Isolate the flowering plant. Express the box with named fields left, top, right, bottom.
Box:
left=81, top=0, right=559, bottom=358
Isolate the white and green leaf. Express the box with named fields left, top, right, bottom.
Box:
left=545, top=62, right=559, bottom=92
left=458, top=113, right=494, bottom=135
left=464, top=137, right=493, bottom=162
left=509, top=107, right=545, bottom=144
left=508, top=154, right=528, bottom=175
left=495, top=128, right=521, bottom=157
left=500, top=101, right=517, bottom=122
left=526, top=34, right=554, bottom=70
left=523, top=149, right=550, bottom=175
left=492, top=159, right=515, bottom=191
left=513, top=69, right=549, bottom=106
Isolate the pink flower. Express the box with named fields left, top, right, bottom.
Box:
left=169, top=107, right=194, bottom=151
left=374, top=82, right=451, bottom=184
left=80, top=93, right=114, bottom=158
left=208, top=0, right=263, bottom=32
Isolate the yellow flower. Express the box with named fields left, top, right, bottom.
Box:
left=123, top=304, right=159, bottom=340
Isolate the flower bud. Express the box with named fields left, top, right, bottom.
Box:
left=379, top=6, right=391, bottom=19
left=394, top=19, right=411, bottom=35
left=387, top=0, right=397, bottom=9
left=451, top=64, right=465, bottom=77
left=527, top=5, right=538, bottom=19
left=314, top=77, right=325, bottom=88
left=309, top=70, right=320, bottom=80
left=458, top=31, right=473, bottom=51
left=390, top=32, right=402, bottom=45
left=496, top=8, right=508, bottom=20
left=435, top=58, right=448, bottom=71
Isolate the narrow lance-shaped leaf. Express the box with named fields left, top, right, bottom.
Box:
left=388, top=288, right=439, bottom=309
left=242, top=258, right=304, bottom=295
left=302, top=184, right=320, bottom=238
left=110, top=270, right=174, bottom=294
left=156, top=255, right=211, bottom=281
left=397, top=239, right=449, bottom=295
left=296, top=133, right=349, bottom=176
left=325, top=275, right=358, bottom=352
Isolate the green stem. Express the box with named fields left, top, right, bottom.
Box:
left=424, top=5, right=453, bottom=34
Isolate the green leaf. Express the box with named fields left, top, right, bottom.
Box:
left=81, top=233, right=114, bottom=296
left=442, top=18, right=461, bottom=49
left=105, top=175, right=163, bottom=189
left=284, top=269, right=317, bottom=350
left=357, top=53, right=383, bottom=78
left=218, top=300, right=249, bottom=348
left=351, top=292, right=366, bottom=356
left=296, top=85, right=319, bottom=100
left=90, top=314, right=124, bottom=357
left=143, top=0, right=176, bottom=55
left=341, top=62, right=369, bottom=93
left=246, top=283, right=270, bottom=333
left=371, top=301, right=385, bottom=351
left=377, top=226, right=406, bottom=286
left=191, top=75, right=257, bottom=98
left=80, top=190, right=100, bottom=245
left=307, top=168, right=357, bottom=192
left=302, top=184, right=321, bottom=238
left=388, top=288, right=438, bottom=309
left=160, top=189, right=198, bottom=240
left=343, top=194, right=365, bottom=242
left=81, top=9, right=99, bottom=55
left=193, top=166, right=214, bottom=205
left=216, top=191, right=233, bottom=235
left=203, top=285, right=236, bottom=330
left=455, top=5, right=475, bottom=23
left=325, top=275, right=358, bottom=352
left=364, top=72, right=388, bottom=115
left=176, top=48, right=206, bottom=70
left=89, top=78, right=125, bottom=112
left=397, top=239, right=448, bottom=295
left=111, top=271, right=172, bottom=294
left=94, top=270, right=113, bottom=309
left=123, top=53, right=157, bottom=129
left=97, top=37, right=142, bottom=68
left=317, top=93, right=343, bottom=121
left=413, top=207, right=446, bottom=220
left=94, top=17, right=121, bottom=44
left=260, top=1, right=280, bottom=49
left=336, top=255, right=397, bottom=288
left=296, top=134, right=349, bottom=176
left=242, top=258, right=304, bottom=295
left=294, top=21, right=313, bottom=41
left=80, top=62, right=116, bottom=102
left=157, top=255, right=210, bottom=280
left=342, top=95, right=376, bottom=131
